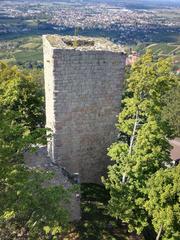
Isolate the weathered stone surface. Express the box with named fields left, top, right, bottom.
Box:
left=24, top=146, right=80, bottom=221
left=43, top=34, right=126, bottom=183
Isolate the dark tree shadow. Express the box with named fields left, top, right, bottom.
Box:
left=76, top=183, right=137, bottom=240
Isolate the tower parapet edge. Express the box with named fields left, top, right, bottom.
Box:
left=43, top=34, right=126, bottom=183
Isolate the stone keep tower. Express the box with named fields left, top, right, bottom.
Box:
left=43, top=35, right=126, bottom=183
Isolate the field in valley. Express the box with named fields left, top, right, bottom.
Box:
left=0, top=36, right=43, bottom=68
left=0, top=35, right=180, bottom=70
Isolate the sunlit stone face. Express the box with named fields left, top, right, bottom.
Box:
left=43, top=34, right=126, bottom=183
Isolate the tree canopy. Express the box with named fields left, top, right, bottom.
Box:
left=0, top=62, right=45, bottom=130
left=144, top=165, right=180, bottom=240
left=161, top=81, right=180, bottom=137
left=103, top=51, right=179, bottom=239
left=0, top=63, right=70, bottom=239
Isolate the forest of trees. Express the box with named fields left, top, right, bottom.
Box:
left=0, top=50, right=179, bottom=239
left=0, top=63, right=70, bottom=239
left=103, top=51, right=180, bottom=240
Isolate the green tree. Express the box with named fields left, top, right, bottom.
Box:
left=103, top=51, right=177, bottom=236
left=0, top=62, right=45, bottom=130
left=0, top=63, right=71, bottom=239
left=0, top=111, right=70, bottom=239
left=161, top=81, right=180, bottom=137
left=144, top=165, right=180, bottom=240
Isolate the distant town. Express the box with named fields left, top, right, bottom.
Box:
left=0, top=0, right=179, bottom=44
left=0, top=0, right=179, bottom=73
left=0, top=1, right=179, bottom=240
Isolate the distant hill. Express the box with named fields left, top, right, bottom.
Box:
left=126, top=41, right=180, bottom=72
left=0, top=35, right=179, bottom=71
left=1, top=0, right=180, bottom=7
left=0, top=36, right=43, bottom=68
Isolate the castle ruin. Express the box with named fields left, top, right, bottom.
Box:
left=43, top=35, right=126, bottom=183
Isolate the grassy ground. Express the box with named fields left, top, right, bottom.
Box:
left=127, top=42, right=180, bottom=71
left=64, top=184, right=143, bottom=240
left=0, top=36, right=43, bottom=67
left=146, top=43, right=180, bottom=70
left=0, top=35, right=179, bottom=70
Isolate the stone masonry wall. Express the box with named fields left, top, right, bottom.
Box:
left=43, top=35, right=126, bottom=183
left=24, top=146, right=80, bottom=221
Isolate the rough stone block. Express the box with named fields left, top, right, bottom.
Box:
left=43, top=34, right=126, bottom=183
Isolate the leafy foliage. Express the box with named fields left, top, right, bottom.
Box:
left=0, top=63, right=70, bottom=239
left=103, top=50, right=178, bottom=238
left=144, top=165, right=180, bottom=240
left=0, top=112, right=70, bottom=240
left=162, top=81, right=180, bottom=137
left=0, top=62, right=45, bottom=130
